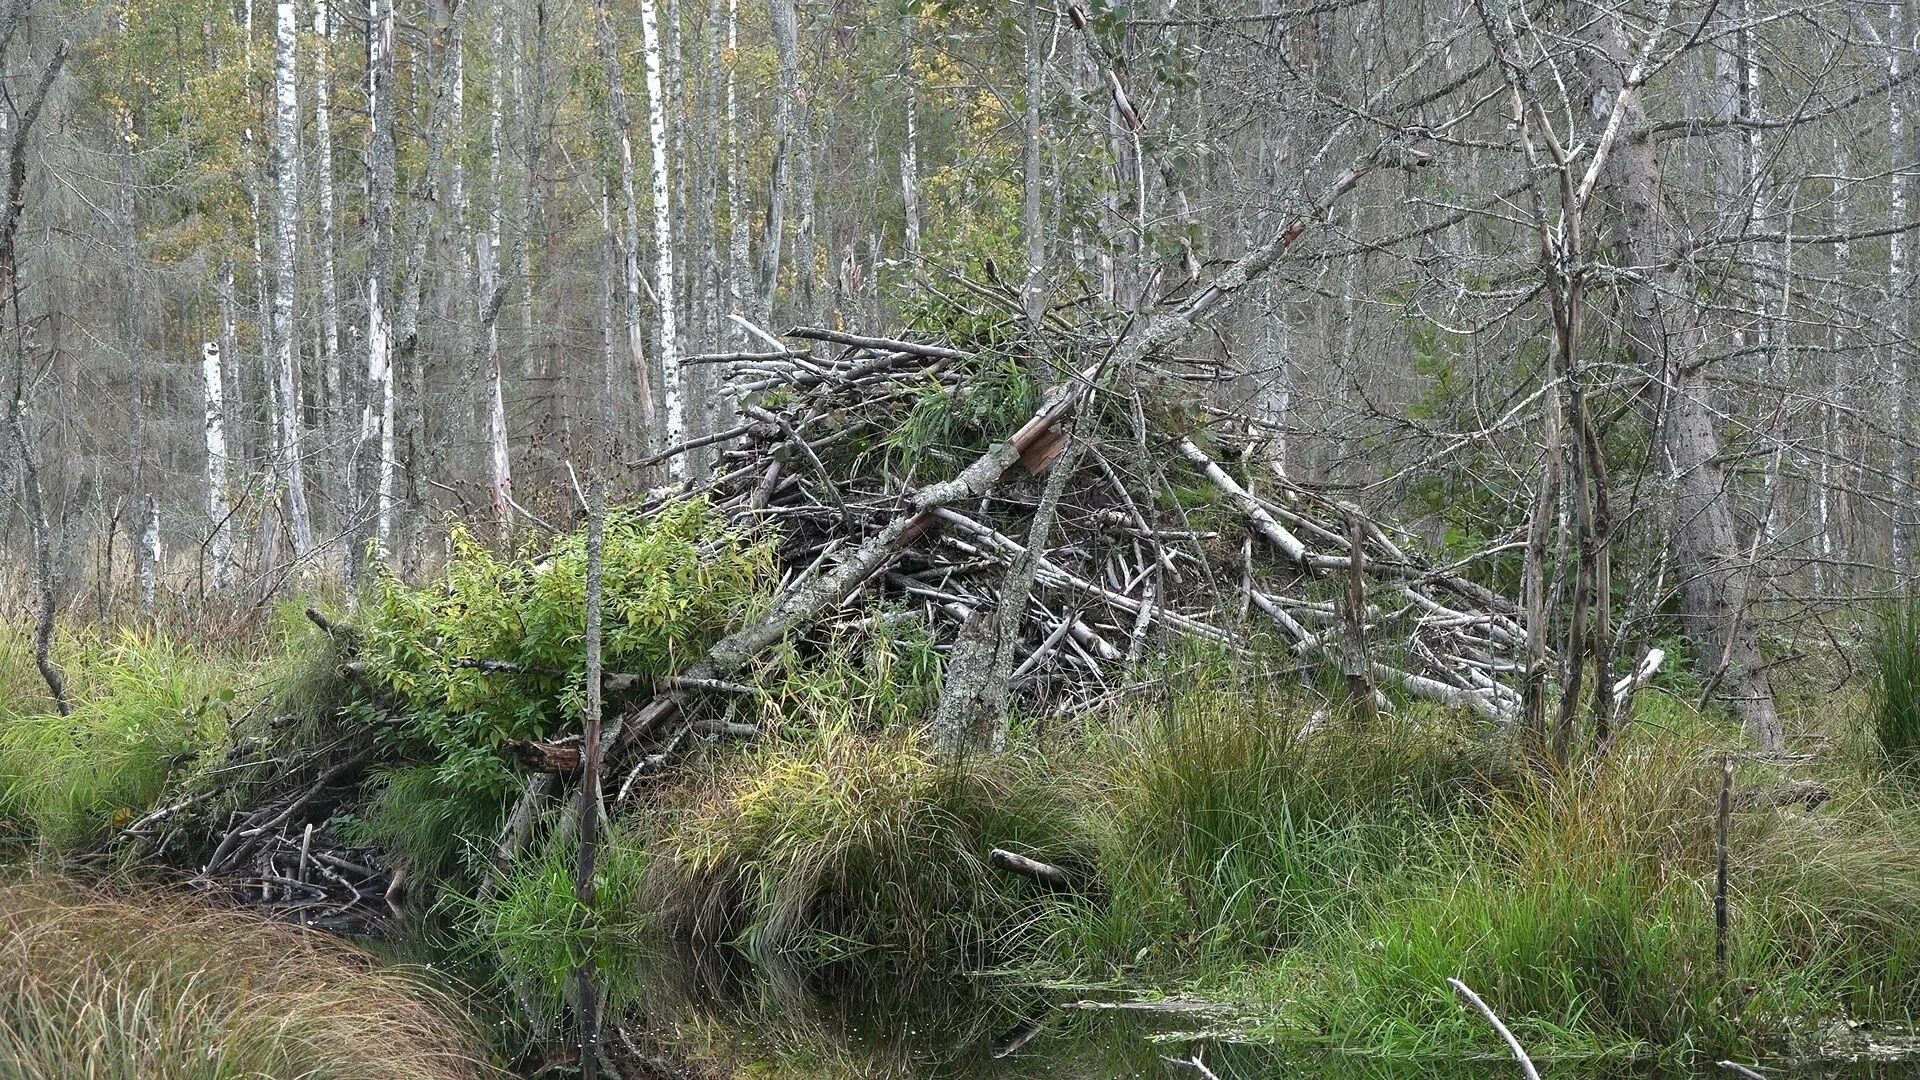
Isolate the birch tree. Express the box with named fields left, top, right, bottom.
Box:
left=313, top=0, right=343, bottom=493
left=361, top=0, right=397, bottom=565
left=596, top=0, right=659, bottom=452
left=270, top=0, right=313, bottom=557
left=483, top=0, right=511, bottom=543
left=638, top=0, right=682, bottom=474
left=202, top=341, right=233, bottom=589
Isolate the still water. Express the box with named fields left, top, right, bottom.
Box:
left=576, top=946, right=1920, bottom=1080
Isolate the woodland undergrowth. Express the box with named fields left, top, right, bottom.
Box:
left=3, top=530, right=1920, bottom=1069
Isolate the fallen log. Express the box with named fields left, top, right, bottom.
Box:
left=989, top=847, right=1074, bottom=890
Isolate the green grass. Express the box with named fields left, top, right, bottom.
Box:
left=644, top=728, right=1090, bottom=966
left=0, top=626, right=238, bottom=849
left=16, top=547, right=1920, bottom=1069
left=0, top=875, right=501, bottom=1079
left=1871, top=597, right=1920, bottom=771
left=473, top=823, right=654, bottom=1020
left=339, top=764, right=509, bottom=886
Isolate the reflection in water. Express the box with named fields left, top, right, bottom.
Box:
left=588, top=944, right=1920, bottom=1080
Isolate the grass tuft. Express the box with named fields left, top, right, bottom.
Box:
left=0, top=875, right=502, bottom=1079
left=647, top=728, right=1090, bottom=964
left=0, top=627, right=236, bottom=849
left=1870, top=598, right=1920, bottom=771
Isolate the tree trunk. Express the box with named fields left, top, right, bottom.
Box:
left=769, top=0, right=815, bottom=323
left=900, top=8, right=919, bottom=257
left=595, top=0, right=659, bottom=454
left=1577, top=4, right=1783, bottom=750
left=760, top=0, right=790, bottom=320
left=1020, top=0, right=1045, bottom=321
left=314, top=0, right=343, bottom=501
left=639, top=0, right=683, bottom=476
left=484, top=0, right=512, bottom=544
left=362, top=0, right=397, bottom=566
left=202, top=341, right=233, bottom=589
left=271, top=0, right=313, bottom=558
left=137, top=495, right=159, bottom=621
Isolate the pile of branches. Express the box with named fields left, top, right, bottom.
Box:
left=108, top=146, right=1613, bottom=930
left=638, top=314, right=1537, bottom=733
left=110, top=730, right=400, bottom=935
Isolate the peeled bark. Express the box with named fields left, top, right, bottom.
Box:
left=1576, top=5, right=1782, bottom=750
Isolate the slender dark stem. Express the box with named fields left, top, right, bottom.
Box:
left=1716, top=753, right=1733, bottom=983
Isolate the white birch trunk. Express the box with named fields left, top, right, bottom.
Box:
left=484, top=0, right=512, bottom=543
left=1020, top=0, right=1045, bottom=320
left=1892, top=0, right=1911, bottom=579
left=900, top=12, right=919, bottom=257
left=202, top=341, right=233, bottom=589
left=596, top=0, right=660, bottom=450
left=314, top=0, right=341, bottom=462
left=137, top=495, right=159, bottom=620
left=271, top=0, right=313, bottom=557
left=719, top=0, right=750, bottom=454
left=725, top=0, right=752, bottom=326
left=362, top=0, right=397, bottom=563
left=1825, top=135, right=1851, bottom=593
left=639, top=0, right=683, bottom=477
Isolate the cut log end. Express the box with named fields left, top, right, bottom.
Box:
left=989, top=847, right=1073, bottom=890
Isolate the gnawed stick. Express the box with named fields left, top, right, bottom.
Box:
left=989, top=848, right=1073, bottom=889
left=1176, top=437, right=1310, bottom=564
left=786, top=325, right=968, bottom=361
left=1448, top=978, right=1541, bottom=1080
left=1159, top=1051, right=1222, bottom=1080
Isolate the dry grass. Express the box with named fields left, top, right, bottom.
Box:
left=0, top=875, right=504, bottom=1079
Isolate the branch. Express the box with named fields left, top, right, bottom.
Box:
left=1448, top=978, right=1541, bottom=1080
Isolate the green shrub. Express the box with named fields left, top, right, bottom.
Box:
left=358, top=499, right=774, bottom=797
left=875, top=355, right=1040, bottom=482
left=734, top=609, right=943, bottom=737
left=1870, top=598, right=1920, bottom=771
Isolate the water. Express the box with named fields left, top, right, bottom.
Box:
left=580, top=945, right=1920, bottom=1080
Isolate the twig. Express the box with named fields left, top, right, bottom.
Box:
left=1447, top=978, right=1541, bottom=1080
left=1158, top=1050, right=1222, bottom=1080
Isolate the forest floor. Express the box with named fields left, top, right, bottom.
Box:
left=1, top=583, right=1918, bottom=1077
